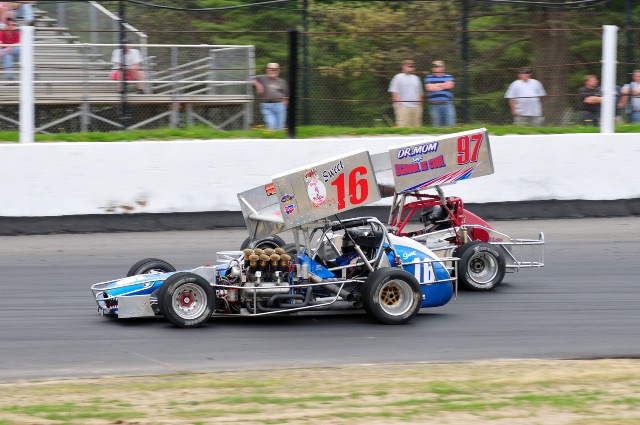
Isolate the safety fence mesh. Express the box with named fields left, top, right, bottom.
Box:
left=3, top=1, right=639, bottom=132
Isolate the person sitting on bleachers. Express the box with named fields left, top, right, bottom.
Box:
left=0, top=17, right=19, bottom=80
left=110, top=40, right=146, bottom=94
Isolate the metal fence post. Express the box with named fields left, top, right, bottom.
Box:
left=81, top=45, right=90, bottom=132
left=119, top=0, right=128, bottom=130
left=287, top=29, right=298, bottom=139
left=601, top=25, right=618, bottom=134
left=90, top=5, right=97, bottom=57
left=246, top=45, right=255, bottom=130
left=19, top=26, right=34, bottom=143
left=460, top=0, right=470, bottom=124
left=56, top=1, right=65, bottom=29
left=171, top=46, right=179, bottom=128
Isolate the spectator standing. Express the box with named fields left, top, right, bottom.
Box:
left=110, top=41, right=146, bottom=94
left=388, top=59, right=423, bottom=127
left=504, top=67, right=546, bottom=127
left=424, top=60, right=456, bottom=127
left=618, top=70, right=640, bottom=124
left=253, top=63, right=289, bottom=130
left=578, top=75, right=601, bottom=126
left=0, top=17, right=19, bottom=80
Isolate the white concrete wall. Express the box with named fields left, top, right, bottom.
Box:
left=1, top=133, right=639, bottom=217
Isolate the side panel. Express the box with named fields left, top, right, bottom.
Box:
left=237, top=183, right=286, bottom=239
left=389, top=235, right=454, bottom=308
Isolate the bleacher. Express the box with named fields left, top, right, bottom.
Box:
left=0, top=5, right=256, bottom=132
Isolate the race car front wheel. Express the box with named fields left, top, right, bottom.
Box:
left=362, top=268, right=422, bottom=325
left=127, top=258, right=176, bottom=277
left=454, top=241, right=506, bottom=291
left=158, top=272, right=215, bottom=328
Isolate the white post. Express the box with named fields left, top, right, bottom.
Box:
left=19, top=25, right=35, bottom=144
left=601, top=25, right=618, bottom=134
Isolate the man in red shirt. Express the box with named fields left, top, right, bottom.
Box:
left=0, top=18, right=20, bottom=80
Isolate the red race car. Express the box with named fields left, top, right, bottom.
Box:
left=373, top=128, right=544, bottom=291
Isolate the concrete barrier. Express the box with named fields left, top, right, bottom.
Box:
left=1, top=133, right=638, bottom=234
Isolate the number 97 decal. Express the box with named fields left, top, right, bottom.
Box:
left=330, top=166, right=369, bottom=210
left=457, top=133, right=484, bottom=165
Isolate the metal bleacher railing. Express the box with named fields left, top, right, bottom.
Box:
left=0, top=3, right=256, bottom=133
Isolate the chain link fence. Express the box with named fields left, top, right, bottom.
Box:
left=3, top=1, right=639, bottom=132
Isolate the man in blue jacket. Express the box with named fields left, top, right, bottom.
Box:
left=424, top=60, right=456, bottom=127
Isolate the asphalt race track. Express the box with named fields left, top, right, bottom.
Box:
left=1, top=217, right=638, bottom=382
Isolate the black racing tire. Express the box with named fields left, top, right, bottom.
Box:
left=127, top=258, right=176, bottom=277
left=157, top=272, right=215, bottom=328
left=454, top=241, right=506, bottom=291
left=281, top=243, right=304, bottom=256
left=362, top=268, right=422, bottom=325
left=240, top=235, right=286, bottom=250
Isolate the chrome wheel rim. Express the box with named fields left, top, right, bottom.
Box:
left=171, top=283, right=207, bottom=320
left=379, top=279, right=414, bottom=316
left=468, top=252, right=498, bottom=285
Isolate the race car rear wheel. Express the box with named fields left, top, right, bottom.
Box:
left=240, top=235, right=286, bottom=250
left=454, top=241, right=506, bottom=291
left=158, top=272, right=215, bottom=328
left=127, top=258, right=176, bottom=277
left=362, top=268, right=422, bottom=325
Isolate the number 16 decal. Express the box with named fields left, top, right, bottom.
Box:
left=457, top=132, right=483, bottom=165
left=331, top=166, right=369, bottom=210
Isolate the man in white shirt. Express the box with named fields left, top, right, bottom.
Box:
left=388, top=59, right=424, bottom=127
left=619, top=70, right=640, bottom=124
left=110, top=41, right=145, bottom=94
left=504, top=67, right=546, bottom=126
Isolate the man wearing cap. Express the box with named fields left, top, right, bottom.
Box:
left=504, top=68, right=546, bottom=127
left=424, top=60, right=456, bottom=127
left=388, top=59, right=424, bottom=127
left=253, top=63, right=289, bottom=131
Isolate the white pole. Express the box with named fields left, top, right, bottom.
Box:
left=19, top=25, right=35, bottom=144
left=601, top=25, right=618, bottom=134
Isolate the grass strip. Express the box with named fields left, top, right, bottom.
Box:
left=0, top=359, right=639, bottom=424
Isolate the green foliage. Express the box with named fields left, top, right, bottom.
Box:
left=95, top=1, right=640, bottom=127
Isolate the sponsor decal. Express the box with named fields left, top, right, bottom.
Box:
left=395, top=154, right=446, bottom=177
left=489, top=237, right=506, bottom=243
left=322, top=159, right=344, bottom=182
left=397, top=142, right=439, bottom=159
left=405, top=164, right=478, bottom=191
left=280, top=193, right=295, bottom=203
left=307, top=178, right=327, bottom=207
left=401, top=250, right=417, bottom=260
left=304, top=166, right=327, bottom=207
left=304, top=167, right=319, bottom=182
left=265, top=183, right=276, bottom=196
left=284, top=204, right=297, bottom=215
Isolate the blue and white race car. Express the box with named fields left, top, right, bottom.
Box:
left=91, top=150, right=458, bottom=328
